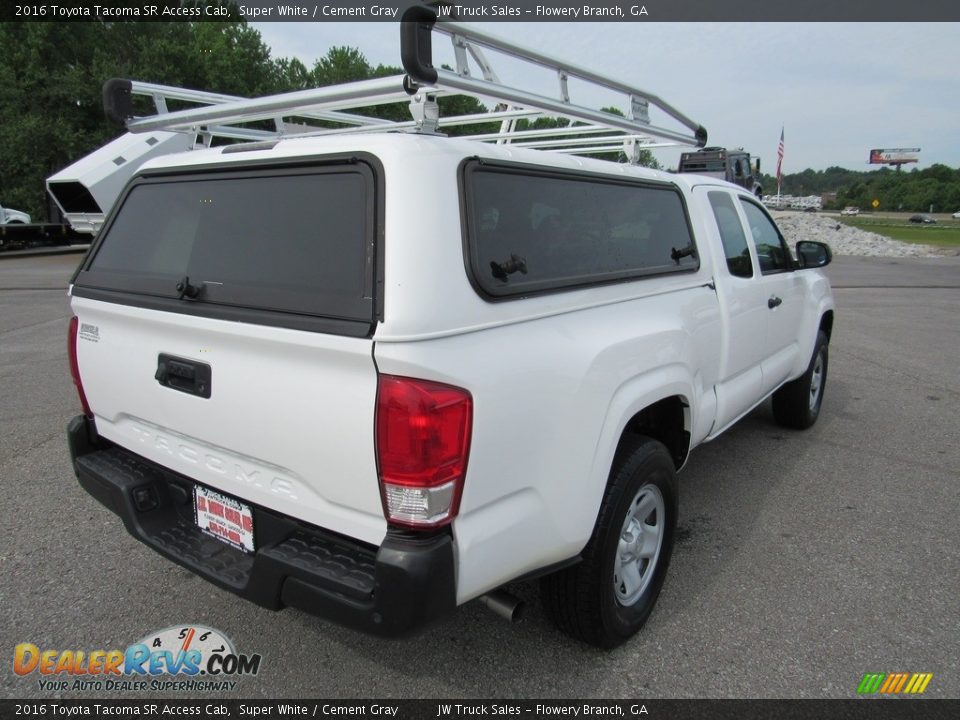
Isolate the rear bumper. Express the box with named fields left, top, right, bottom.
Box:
left=67, top=415, right=456, bottom=636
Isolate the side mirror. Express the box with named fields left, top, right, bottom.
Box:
left=796, top=240, right=832, bottom=268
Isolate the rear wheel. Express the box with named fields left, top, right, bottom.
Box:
left=541, top=436, right=677, bottom=648
left=772, top=330, right=828, bottom=429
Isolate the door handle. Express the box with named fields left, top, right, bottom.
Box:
left=768, top=296, right=782, bottom=309
left=156, top=354, right=212, bottom=398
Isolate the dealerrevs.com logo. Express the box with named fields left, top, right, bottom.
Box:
left=14, top=625, right=262, bottom=693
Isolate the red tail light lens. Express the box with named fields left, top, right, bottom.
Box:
left=68, top=316, right=92, bottom=417
left=375, top=375, right=473, bottom=528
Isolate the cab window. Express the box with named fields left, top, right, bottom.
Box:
left=739, top=199, right=792, bottom=274
left=463, top=161, right=698, bottom=297
left=708, top=191, right=753, bottom=278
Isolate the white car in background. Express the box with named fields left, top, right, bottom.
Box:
left=952, top=210, right=960, bottom=219
left=840, top=207, right=860, bottom=216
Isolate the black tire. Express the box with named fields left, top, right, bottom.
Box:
left=540, top=436, right=677, bottom=648
left=772, top=330, right=828, bottom=430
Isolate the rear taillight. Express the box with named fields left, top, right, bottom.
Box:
left=68, top=316, right=92, bottom=417
left=375, top=375, right=473, bottom=529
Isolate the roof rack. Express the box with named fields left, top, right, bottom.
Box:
left=102, top=6, right=707, bottom=163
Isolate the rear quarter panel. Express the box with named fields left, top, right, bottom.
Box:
left=374, top=152, right=723, bottom=602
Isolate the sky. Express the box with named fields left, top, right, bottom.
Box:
left=251, top=21, right=960, bottom=174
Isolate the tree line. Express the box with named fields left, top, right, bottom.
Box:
left=760, top=165, right=960, bottom=213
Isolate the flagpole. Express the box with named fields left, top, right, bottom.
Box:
left=776, top=126, right=784, bottom=208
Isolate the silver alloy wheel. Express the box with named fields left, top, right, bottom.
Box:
left=614, top=484, right=665, bottom=606
left=809, top=349, right=825, bottom=412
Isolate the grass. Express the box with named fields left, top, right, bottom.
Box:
left=839, top=217, right=960, bottom=247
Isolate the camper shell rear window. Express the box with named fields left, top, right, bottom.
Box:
left=461, top=160, right=698, bottom=299
left=73, top=160, right=380, bottom=336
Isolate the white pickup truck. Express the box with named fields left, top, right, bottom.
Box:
left=66, top=132, right=834, bottom=648
left=65, top=15, right=834, bottom=649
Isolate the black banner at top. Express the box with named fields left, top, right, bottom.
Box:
left=3, top=0, right=960, bottom=22
left=1, top=700, right=959, bottom=720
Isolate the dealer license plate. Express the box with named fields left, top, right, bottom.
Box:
left=194, top=485, right=255, bottom=553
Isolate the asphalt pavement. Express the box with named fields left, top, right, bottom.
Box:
left=0, top=253, right=957, bottom=699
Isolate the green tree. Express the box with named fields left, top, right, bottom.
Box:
left=0, top=21, right=278, bottom=220
left=312, top=46, right=371, bottom=86
left=273, top=57, right=312, bottom=92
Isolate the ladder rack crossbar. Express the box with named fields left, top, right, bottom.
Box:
left=545, top=146, right=627, bottom=156
left=123, top=76, right=415, bottom=134
left=238, top=108, right=546, bottom=141
left=466, top=125, right=615, bottom=142
left=433, top=20, right=703, bottom=140
left=127, top=80, right=395, bottom=129
left=543, top=144, right=679, bottom=156
left=510, top=135, right=656, bottom=150
left=431, top=69, right=701, bottom=147
left=104, top=8, right=706, bottom=162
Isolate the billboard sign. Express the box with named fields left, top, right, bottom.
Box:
left=869, top=148, right=920, bottom=164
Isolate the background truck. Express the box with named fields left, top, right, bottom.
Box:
left=678, top=146, right=764, bottom=199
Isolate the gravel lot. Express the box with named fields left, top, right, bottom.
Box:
left=1, top=250, right=957, bottom=701
left=773, top=211, right=955, bottom=258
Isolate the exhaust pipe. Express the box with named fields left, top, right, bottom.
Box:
left=479, top=590, right=525, bottom=623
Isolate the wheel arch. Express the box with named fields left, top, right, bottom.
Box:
left=592, top=368, right=696, bottom=490
left=819, top=309, right=834, bottom=341
left=616, top=396, right=691, bottom=470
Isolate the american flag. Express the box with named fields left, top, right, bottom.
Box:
left=776, top=128, right=785, bottom=189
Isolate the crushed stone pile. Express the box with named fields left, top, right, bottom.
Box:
left=772, top=213, right=952, bottom=258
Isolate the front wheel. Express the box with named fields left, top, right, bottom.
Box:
left=772, top=330, right=829, bottom=429
left=540, top=436, right=677, bottom=648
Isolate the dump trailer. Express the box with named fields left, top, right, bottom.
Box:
left=47, top=130, right=194, bottom=235
left=0, top=201, right=87, bottom=251
left=2, top=108, right=193, bottom=251
left=0, top=221, right=87, bottom=250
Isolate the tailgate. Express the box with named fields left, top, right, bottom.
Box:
left=69, top=158, right=386, bottom=544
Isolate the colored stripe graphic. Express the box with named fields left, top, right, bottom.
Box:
left=857, top=672, right=932, bottom=694
left=857, top=674, right=885, bottom=694
left=904, top=674, right=920, bottom=694
left=879, top=674, right=897, bottom=693
left=892, top=673, right=909, bottom=693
